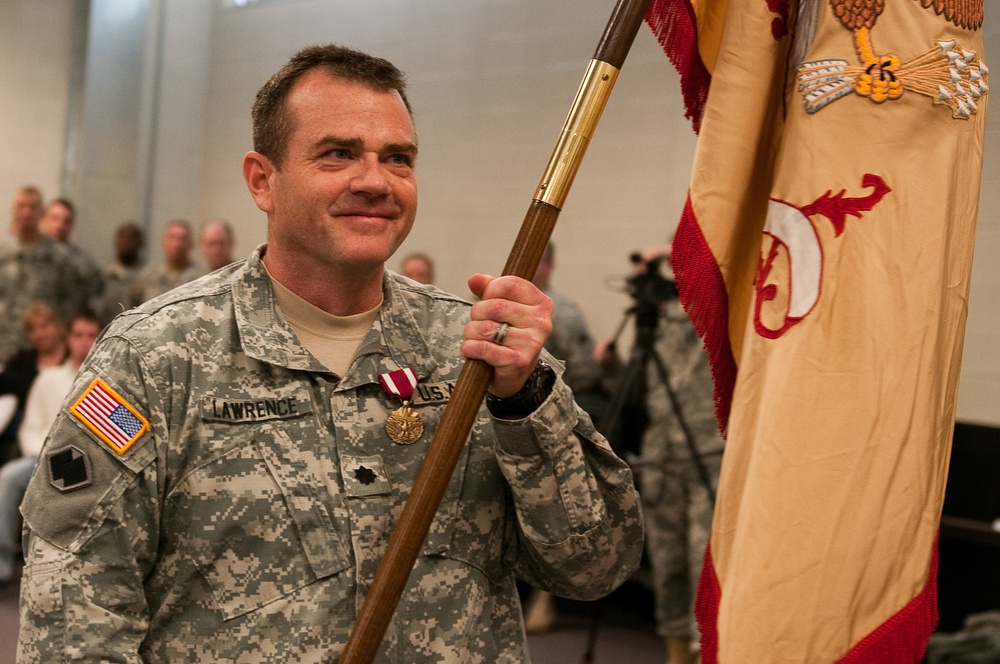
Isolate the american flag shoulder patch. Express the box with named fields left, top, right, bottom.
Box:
left=70, top=378, right=149, bottom=455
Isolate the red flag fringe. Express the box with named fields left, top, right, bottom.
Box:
left=837, top=539, right=940, bottom=663
left=644, top=0, right=711, bottom=134
left=671, top=197, right=737, bottom=436
left=694, top=540, right=721, bottom=664
left=694, top=539, right=940, bottom=663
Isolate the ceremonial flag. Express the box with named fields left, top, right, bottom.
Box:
left=645, top=0, right=988, bottom=661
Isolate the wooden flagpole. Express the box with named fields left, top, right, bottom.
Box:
left=338, top=1, right=652, bottom=661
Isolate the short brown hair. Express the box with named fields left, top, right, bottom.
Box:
left=21, top=303, right=64, bottom=335
left=251, top=44, right=411, bottom=168
left=69, top=308, right=102, bottom=331
left=49, top=197, right=76, bottom=221
left=17, top=185, right=43, bottom=200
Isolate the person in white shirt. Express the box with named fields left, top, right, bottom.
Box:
left=0, top=310, right=101, bottom=583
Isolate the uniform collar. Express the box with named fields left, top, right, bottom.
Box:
left=233, top=244, right=438, bottom=383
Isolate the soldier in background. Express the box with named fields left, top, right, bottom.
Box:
left=199, top=218, right=237, bottom=273
left=0, top=309, right=100, bottom=585
left=399, top=250, right=435, bottom=284
left=99, top=222, right=146, bottom=325
left=137, top=219, right=201, bottom=302
left=39, top=197, right=105, bottom=313
left=0, top=187, right=85, bottom=363
left=532, top=241, right=605, bottom=417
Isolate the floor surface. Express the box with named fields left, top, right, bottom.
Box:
left=0, top=564, right=665, bottom=664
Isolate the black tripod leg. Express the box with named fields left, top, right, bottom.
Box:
left=597, top=343, right=647, bottom=438
left=580, top=600, right=602, bottom=664
left=647, top=350, right=716, bottom=506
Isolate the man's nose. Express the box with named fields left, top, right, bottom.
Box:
left=349, top=154, right=391, bottom=196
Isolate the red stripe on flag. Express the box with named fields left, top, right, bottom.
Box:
left=672, top=197, right=737, bottom=437
left=645, top=0, right=711, bottom=134
left=837, top=540, right=940, bottom=664
left=693, top=539, right=940, bottom=663
left=694, top=540, right=721, bottom=664
left=76, top=385, right=130, bottom=448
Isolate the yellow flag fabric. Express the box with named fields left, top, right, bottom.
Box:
left=646, top=0, right=988, bottom=661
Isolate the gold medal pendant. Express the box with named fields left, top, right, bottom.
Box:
left=386, top=400, right=424, bottom=445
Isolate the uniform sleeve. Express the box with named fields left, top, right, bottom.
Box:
left=17, top=334, right=161, bottom=663
left=491, top=374, right=643, bottom=600
left=48, top=248, right=88, bottom=326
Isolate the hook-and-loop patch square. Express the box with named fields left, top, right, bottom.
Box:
left=70, top=378, right=149, bottom=455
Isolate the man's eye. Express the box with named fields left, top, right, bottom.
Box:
left=323, top=148, right=353, bottom=160
left=387, top=154, right=413, bottom=167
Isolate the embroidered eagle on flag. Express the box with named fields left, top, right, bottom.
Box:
left=797, top=0, right=988, bottom=117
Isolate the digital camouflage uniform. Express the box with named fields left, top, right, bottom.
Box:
left=136, top=261, right=202, bottom=303
left=62, top=242, right=105, bottom=313
left=99, top=260, right=144, bottom=326
left=0, top=235, right=88, bottom=363
left=640, top=299, right=723, bottom=640
left=18, top=245, right=643, bottom=663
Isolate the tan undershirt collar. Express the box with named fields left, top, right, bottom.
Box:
left=264, top=266, right=381, bottom=376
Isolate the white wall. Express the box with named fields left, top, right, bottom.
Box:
left=0, top=0, right=74, bottom=206
left=1, top=0, right=997, bottom=426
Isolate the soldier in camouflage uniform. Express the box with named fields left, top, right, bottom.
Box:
left=136, top=219, right=201, bottom=302
left=17, top=44, right=643, bottom=663
left=98, top=222, right=146, bottom=326
left=199, top=218, right=238, bottom=274
left=39, top=197, right=106, bottom=313
left=636, top=249, right=724, bottom=664
left=532, top=242, right=603, bottom=408
left=0, top=187, right=88, bottom=364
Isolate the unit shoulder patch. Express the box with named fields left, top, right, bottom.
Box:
left=46, top=445, right=92, bottom=492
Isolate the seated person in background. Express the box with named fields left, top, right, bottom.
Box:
left=100, top=222, right=146, bottom=326
left=0, top=304, right=67, bottom=465
left=199, top=219, right=237, bottom=274
left=0, top=309, right=101, bottom=584
left=39, top=198, right=105, bottom=311
left=399, top=250, right=435, bottom=284
left=137, top=219, right=201, bottom=302
left=0, top=187, right=83, bottom=363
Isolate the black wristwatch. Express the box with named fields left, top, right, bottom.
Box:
left=486, top=361, right=556, bottom=420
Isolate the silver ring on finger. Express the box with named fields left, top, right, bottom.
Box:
left=491, top=322, right=510, bottom=346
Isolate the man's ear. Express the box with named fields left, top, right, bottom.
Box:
left=243, top=151, right=276, bottom=214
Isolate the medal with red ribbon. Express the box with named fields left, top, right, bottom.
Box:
left=379, top=367, right=424, bottom=445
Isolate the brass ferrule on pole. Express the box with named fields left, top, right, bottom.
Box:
left=534, top=59, right=620, bottom=209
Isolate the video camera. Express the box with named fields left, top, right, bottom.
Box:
left=626, top=252, right=678, bottom=309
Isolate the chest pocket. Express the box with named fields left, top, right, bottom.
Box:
left=166, top=424, right=349, bottom=620
left=336, top=386, right=509, bottom=587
